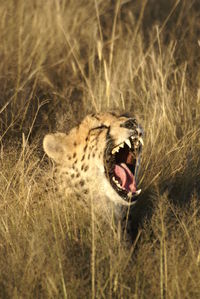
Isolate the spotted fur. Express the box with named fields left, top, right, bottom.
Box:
left=43, top=112, right=143, bottom=221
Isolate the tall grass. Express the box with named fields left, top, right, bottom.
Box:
left=0, top=0, right=200, bottom=298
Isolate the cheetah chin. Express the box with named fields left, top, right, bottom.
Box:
left=43, top=112, right=143, bottom=216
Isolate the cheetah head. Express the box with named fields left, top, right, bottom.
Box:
left=43, top=112, right=143, bottom=209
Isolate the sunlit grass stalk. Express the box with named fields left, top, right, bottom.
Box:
left=51, top=202, right=68, bottom=299
left=91, top=192, right=96, bottom=299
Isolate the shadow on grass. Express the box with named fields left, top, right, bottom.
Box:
left=129, top=160, right=200, bottom=242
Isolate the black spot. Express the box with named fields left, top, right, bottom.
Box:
left=84, top=165, right=89, bottom=172
left=73, top=142, right=77, bottom=146
left=73, top=159, right=77, bottom=165
left=81, top=164, right=85, bottom=171
left=76, top=173, right=80, bottom=178
left=71, top=174, right=75, bottom=178
left=73, top=153, right=77, bottom=158
left=81, top=154, right=85, bottom=161
left=83, top=144, right=88, bottom=152
left=87, top=153, right=91, bottom=159
left=83, top=189, right=89, bottom=194
left=68, top=156, right=72, bottom=160
left=74, top=167, right=79, bottom=173
left=92, top=153, right=95, bottom=158
left=80, top=180, right=85, bottom=187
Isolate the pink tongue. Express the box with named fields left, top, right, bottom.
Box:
left=114, top=163, right=136, bottom=193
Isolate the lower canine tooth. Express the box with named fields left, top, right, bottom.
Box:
left=139, top=137, right=144, bottom=146
left=135, top=189, right=141, bottom=196
left=112, top=177, right=118, bottom=183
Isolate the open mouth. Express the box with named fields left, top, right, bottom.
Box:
left=105, top=134, right=143, bottom=203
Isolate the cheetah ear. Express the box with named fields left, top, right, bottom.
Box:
left=43, top=133, right=69, bottom=163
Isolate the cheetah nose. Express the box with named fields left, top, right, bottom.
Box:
left=136, top=125, right=143, bottom=137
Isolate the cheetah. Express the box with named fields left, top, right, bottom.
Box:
left=43, top=112, right=143, bottom=222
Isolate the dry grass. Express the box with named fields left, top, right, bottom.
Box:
left=0, top=0, right=200, bottom=298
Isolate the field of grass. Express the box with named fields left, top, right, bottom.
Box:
left=0, top=0, right=200, bottom=298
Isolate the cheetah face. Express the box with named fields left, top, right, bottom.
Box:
left=43, top=112, right=143, bottom=209
left=104, top=117, right=143, bottom=203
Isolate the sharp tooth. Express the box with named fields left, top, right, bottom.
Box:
left=125, top=139, right=131, bottom=149
left=135, top=140, right=139, bottom=147
left=135, top=189, right=141, bottom=196
left=112, top=177, right=118, bottom=184
left=139, top=137, right=144, bottom=146
left=112, top=144, right=124, bottom=154
left=112, top=177, right=124, bottom=190
left=116, top=146, right=120, bottom=152
left=111, top=146, right=119, bottom=154
left=117, top=182, right=121, bottom=188
left=112, top=177, right=121, bottom=188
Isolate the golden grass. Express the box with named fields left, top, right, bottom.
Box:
left=0, top=0, right=200, bottom=298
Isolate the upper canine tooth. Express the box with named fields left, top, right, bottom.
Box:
left=125, top=139, right=131, bottom=149
left=111, top=145, right=120, bottom=154
left=115, top=145, right=120, bottom=151
left=139, top=137, right=144, bottom=146
left=111, top=148, right=117, bottom=154
left=111, top=149, right=115, bottom=154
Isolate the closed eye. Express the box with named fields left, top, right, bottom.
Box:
left=89, top=125, right=109, bottom=132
